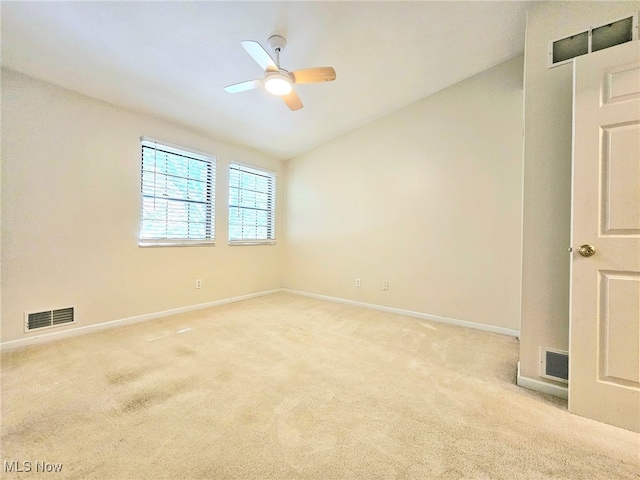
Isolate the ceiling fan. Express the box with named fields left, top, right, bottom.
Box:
left=224, top=35, right=336, bottom=111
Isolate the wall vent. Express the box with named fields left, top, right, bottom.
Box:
left=25, top=307, right=75, bottom=332
left=540, top=347, right=569, bottom=383
left=548, top=13, right=638, bottom=68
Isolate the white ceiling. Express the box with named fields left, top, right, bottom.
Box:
left=1, top=1, right=532, bottom=160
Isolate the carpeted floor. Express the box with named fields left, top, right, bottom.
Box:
left=1, top=292, right=638, bottom=479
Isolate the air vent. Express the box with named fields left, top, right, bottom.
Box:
left=548, top=13, right=638, bottom=68
left=25, top=307, right=75, bottom=332
left=592, top=16, right=634, bottom=52
left=540, top=347, right=569, bottom=383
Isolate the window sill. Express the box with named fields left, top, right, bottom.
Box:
left=139, top=241, right=215, bottom=248
left=228, top=240, right=276, bottom=246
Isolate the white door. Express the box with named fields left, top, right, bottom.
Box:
left=570, top=40, right=640, bottom=433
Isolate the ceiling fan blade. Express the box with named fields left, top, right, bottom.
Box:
left=224, top=79, right=261, bottom=93
left=282, top=90, right=303, bottom=111
left=241, top=40, right=278, bottom=72
left=291, top=67, right=336, bottom=84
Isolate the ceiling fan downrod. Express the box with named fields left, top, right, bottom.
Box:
left=268, top=35, right=286, bottom=67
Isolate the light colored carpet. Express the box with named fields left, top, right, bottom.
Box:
left=1, top=292, right=638, bottom=479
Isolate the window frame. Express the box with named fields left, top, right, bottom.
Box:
left=228, top=161, right=277, bottom=246
left=139, top=137, right=216, bottom=247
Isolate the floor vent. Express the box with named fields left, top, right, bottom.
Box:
left=25, top=307, right=75, bottom=332
left=540, top=347, right=569, bottom=383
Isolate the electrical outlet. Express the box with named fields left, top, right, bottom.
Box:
left=196, top=279, right=202, bottom=289
left=383, top=281, right=389, bottom=291
left=355, top=278, right=361, bottom=287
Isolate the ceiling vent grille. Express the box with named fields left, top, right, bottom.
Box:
left=540, top=347, right=569, bottom=383
left=548, top=13, right=638, bottom=68
left=25, top=307, right=75, bottom=332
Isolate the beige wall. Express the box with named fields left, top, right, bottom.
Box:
left=284, top=56, right=524, bottom=331
left=1, top=69, right=284, bottom=343
left=519, top=1, right=640, bottom=382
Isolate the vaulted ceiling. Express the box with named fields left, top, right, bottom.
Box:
left=1, top=1, right=532, bottom=160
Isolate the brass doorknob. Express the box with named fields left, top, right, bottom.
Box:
left=578, top=244, right=596, bottom=257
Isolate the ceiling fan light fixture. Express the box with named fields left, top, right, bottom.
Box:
left=264, top=72, right=292, bottom=96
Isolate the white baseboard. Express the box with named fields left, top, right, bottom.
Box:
left=2, top=288, right=520, bottom=351
left=282, top=289, right=520, bottom=338
left=0, top=289, right=281, bottom=352
left=516, top=361, right=568, bottom=399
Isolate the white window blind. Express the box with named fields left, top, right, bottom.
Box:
left=229, top=163, right=276, bottom=244
left=140, top=138, right=215, bottom=246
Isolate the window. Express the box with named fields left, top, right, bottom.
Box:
left=140, top=138, right=215, bottom=246
left=229, top=163, right=276, bottom=244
